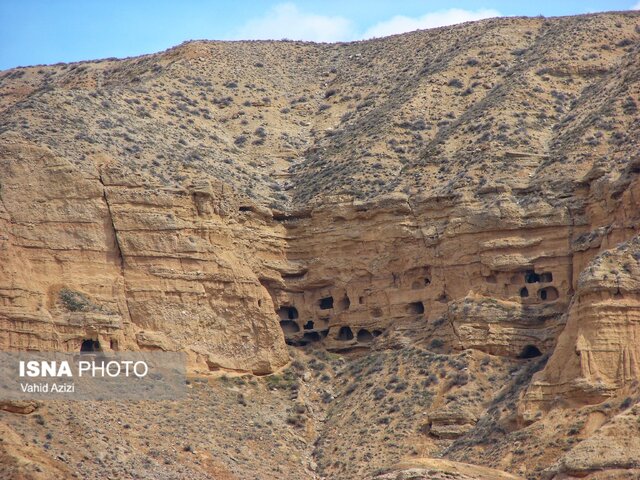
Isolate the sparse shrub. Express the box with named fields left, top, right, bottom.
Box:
left=234, top=135, right=248, bottom=147
left=324, top=89, right=338, bottom=99
left=616, top=39, right=633, bottom=48
left=377, top=416, right=390, bottom=425
left=449, top=372, right=469, bottom=387
left=59, top=288, right=92, bottom=312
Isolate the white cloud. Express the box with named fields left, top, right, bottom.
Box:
left=233, top=4, right=503, bottom=43
left=632, top=1, right=640, bottom=9
left=361, top=8, right=501, bottom=39
left=234, top=3, right=354, bottom=42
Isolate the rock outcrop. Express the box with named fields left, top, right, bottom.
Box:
left=0, top=141, right=288, bottom=374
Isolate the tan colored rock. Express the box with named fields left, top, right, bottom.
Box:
left=0, top=143, right=288, bottom=374
left=546, top=404, right=640, bottom=478
left=426, top=405, right=478, bottom=439
left=368, top=458, right=524, bottom=480
left=522, top=234, right=640, bottom=415
left=0, top=400, right=40, bottom=414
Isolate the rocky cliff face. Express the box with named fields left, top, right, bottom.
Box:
left=0, top=141, right=288, bottom=374
left=1, top=11, right=640, bottom=480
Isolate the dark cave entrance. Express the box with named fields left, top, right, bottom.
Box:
left=319, top=296, right=334, bottom=310
left=280, top=320, right=300, bottom=335
left=357, top=329, right=374, bottom=343
left=80, top=339, right=101, bottom=352
left=518, top=344, right=542, bottom=359
left=520, top=287, right=529, bottom=298
left=303, top=332, right=321, bottom=343
left=540, top=272, right=553, bottom=283
left=278, top=306, right=299, bottom=320
left=525, top=270, right=541, bottom=283
left=303, top=320, right=314, bottom=330
left=538, top=287, right=559, bottom=301
left=407, top=301, right=425, bottom=314
left=525, top=270, right=553, bottom=284
left=337, top=326, right=354, bottom=341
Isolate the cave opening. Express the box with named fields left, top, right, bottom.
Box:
left=525, top=270, right=541, bottom=283
left=538, top=287, right=559, bottom=301
left=519, top=344, right=542, bottom=359
left=520, top=287, right=529, bottom=298
left=81, top=339, right=101, bottom=352
left=319, top=296, right=334, bottom=310
left=280, top=320, right=300, bottom=335
left=337, top=326, right=354, bottom=341
left=372, top=330, right=383, bottom=337
left=303, top=332, right=321, bottom=342
left=278, top=306, right=299, bottom=320
left=540, top=272, right=553, bottom=283
left=357, top=329, right=374, bottom=343
left=303, top=320, right=314, bottom=330
left=408, top=301, right=425, bottom=315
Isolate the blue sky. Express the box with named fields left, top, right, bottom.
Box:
left=1, top=0, right=639, bottom=70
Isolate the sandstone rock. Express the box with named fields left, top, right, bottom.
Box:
left=546, top=404, right=640, bottom=478
left=368, top=458, right=524, bottom=480
left=426, top=405, right=478, bottom=439
left=523, top=234, right=640, bottom=415
left=0, top=400, right=40, bottom=414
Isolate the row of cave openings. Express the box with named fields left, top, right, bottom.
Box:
left=277, top=294, right=427, bottom=347
left=276, top=267, right=432, bottom=347
left=517, top=270, right=559, bottom=302
left=279, top=302, right=545, bottom=358
left=277, top=302, right=389, bottom=347
left=281, top=293, right=426, bottom=318
left=516, top=270, right=554, bottom=358
left=79, top=338, right=119, bottom=352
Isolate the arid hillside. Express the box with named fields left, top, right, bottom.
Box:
left=1, top=11, right=640, bottom=480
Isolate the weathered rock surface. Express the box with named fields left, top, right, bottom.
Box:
left=546, top=403, right=640, bottom=478
left=368, top=458, right=524, bottom=480
left=0, top=142, right=288, bottom=374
